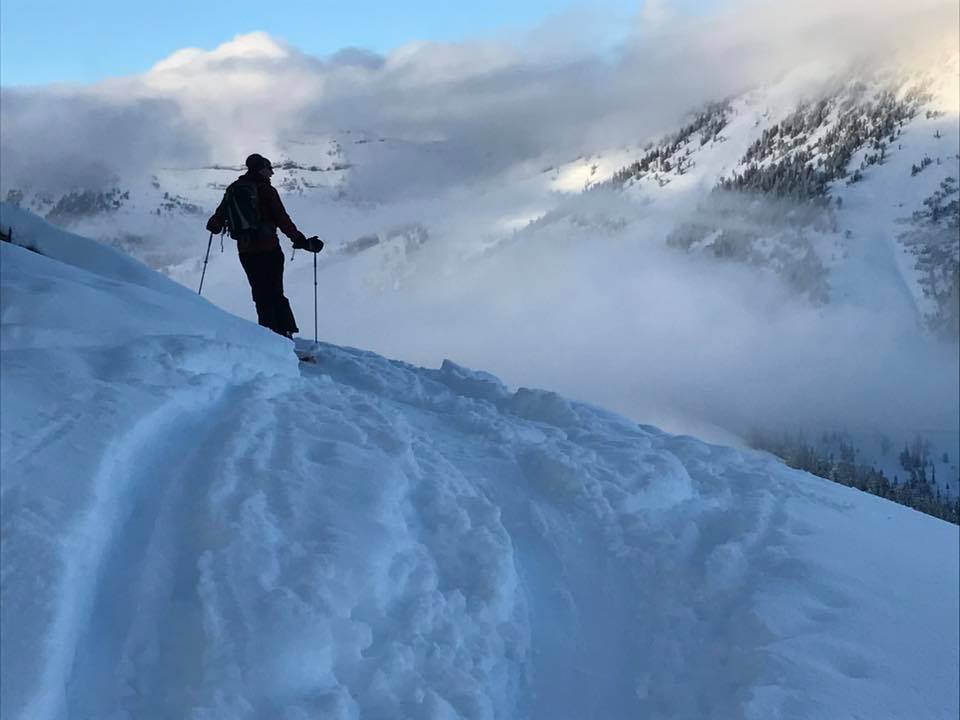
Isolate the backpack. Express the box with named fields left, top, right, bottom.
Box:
left=221, top=180, right=261, bottom=239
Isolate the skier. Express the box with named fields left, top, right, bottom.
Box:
left=205, top=153, right=322, bottom=338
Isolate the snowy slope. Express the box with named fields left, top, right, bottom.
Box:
left=2, top=209, right=958, bottom=719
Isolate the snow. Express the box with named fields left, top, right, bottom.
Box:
left=2, top=207, right=958, bottom=719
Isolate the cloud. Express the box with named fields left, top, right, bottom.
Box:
left=149, top=31, right=293, bottom=74
left=0, top=89, right=207, bottom=194
left=3, top=0, right=956, bottom=195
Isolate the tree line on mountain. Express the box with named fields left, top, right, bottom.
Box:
left=6, top=188, right=133, bottom=222
left=7, top=185, right=209, bottom=222
left=898, top=176, right=960, bottom=339
left=665, top=192, right=833, bottom=303
left=717, top=149, right=832, bottom=202
left=751, top=431, right=959, bottom=524
left=610, top=102, right=732, bottom=186
left=155, top=192, right=202, bottom=217
left=608, top=82, right=930, bottom=206
left=46, top=189, right=131, bottom=222
left=911, top=156, right=934, bottom=176
left=718, top=88, right=925, bottom=201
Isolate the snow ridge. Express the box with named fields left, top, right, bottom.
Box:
left=1, top=209, right=958, bottom=719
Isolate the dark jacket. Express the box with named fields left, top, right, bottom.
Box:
left=208, top=172, right=304, bottom=254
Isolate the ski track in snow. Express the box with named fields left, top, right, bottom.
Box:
left=10, top=344, right=835, bottom=718
left=4, top=338, right=957, bottom=720
left=63, top=382, right=239, bottom=718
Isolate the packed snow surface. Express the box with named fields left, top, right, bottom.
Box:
left=1, top=205, right=958, bottom=719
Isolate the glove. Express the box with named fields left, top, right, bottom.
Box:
left=206, top=215, right=223, bottom=234
left=293, top=234, right=324, bottom=253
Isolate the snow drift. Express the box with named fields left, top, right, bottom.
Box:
left=1, top=204, right=957, bottom=719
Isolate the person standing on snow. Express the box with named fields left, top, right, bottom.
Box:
left=205, top=153, right=322, bottom=338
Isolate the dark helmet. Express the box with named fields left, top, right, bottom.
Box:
left=245, top=153, right=272, bottom=172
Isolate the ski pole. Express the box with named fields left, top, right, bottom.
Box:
left=313, top=251, right=318, bottom=344
left=198, top=232, right=214, bottom=295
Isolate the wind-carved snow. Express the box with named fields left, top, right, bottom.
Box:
left=1, top=208, right=957, bottom=719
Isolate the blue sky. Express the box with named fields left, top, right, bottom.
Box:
left=1, top=0, right=649, bottom=87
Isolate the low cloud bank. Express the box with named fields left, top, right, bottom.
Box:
left=277, top=186, right=957, bottom=446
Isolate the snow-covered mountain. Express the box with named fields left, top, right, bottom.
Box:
left=2, top=202, right=958, bottom=720
left=603, top=54, right=960, bottom=339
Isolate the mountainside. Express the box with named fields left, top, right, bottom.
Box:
left=602, top=55, right=960, bottom=337
left=2, top=206, right=958, bottom=720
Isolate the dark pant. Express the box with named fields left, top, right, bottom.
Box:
left=238, top=248, right=298, bottom=336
